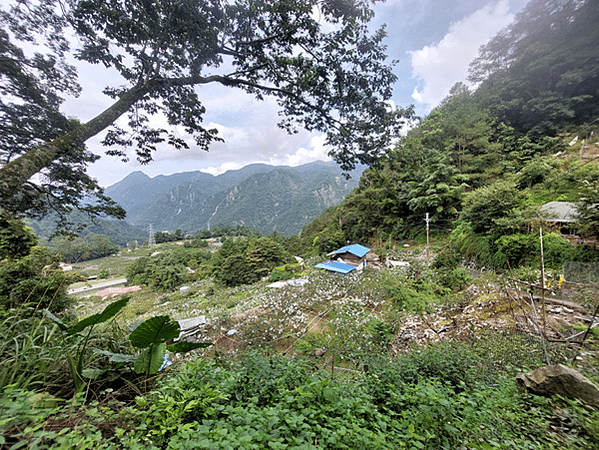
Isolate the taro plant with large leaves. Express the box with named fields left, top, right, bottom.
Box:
left=128, top=315, right=212, bottom=379
left=44, top=297, right=211, bottom=395
left=44, top=297, right=130, bottom=393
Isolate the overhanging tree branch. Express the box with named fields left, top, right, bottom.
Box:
left=1, top=0, right=407, bottom=226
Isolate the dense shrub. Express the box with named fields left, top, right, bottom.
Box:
left=568, top=244, right=599, bottom=262
left=125, top=247, right=211, bottom=290
left=51, top=234, right=120, bottom=263
left=462, top=180, right=524, bottom=235
left=0, top=312, right=67, bottom=392
left=381, top=265, right=447, bottom=313
left=438, top=267, right=472, bottom=290
left=129, top=354, right=598, bottom=449
left=218, top=254, right=260, bottom=286
left=213, top=237, right=293, bottom=286
left=450, top=221, right=494, bottom=266
left=470, top=331, right=569, bottom=376
left=452, top=221, right=582, bottom=271
left=494, top=232, right=572, bottom=270
left=432, top=248, right=460, bottom=270
left=267, top=263, right=301, bottom=282
left=4, top=349, right=598, bottom=449
left=0, top=213, right=37, bottom=260
left=385, top=341, right=483, bottom=387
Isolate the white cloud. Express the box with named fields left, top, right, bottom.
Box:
left=409, top=0, right=514, bottom=111
left=272, top=134, right=332, bottom=166
left=200, top=161, right=245, bottom=176
left=198, top=133, right=333, bottom=176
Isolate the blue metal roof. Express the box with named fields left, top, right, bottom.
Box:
left=331, top=244, right=370, bottom=258
left=315, top=261, right=357, bottom=274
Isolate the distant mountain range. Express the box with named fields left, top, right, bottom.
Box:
left=30, top=161, right=361, bottom=242
left=101, top=161, right=363, bottom=237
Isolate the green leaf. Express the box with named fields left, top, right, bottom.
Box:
left=129, top=315, right=180, bottom=348
left=444, top=423, right=459, bottom=434
left=323, top=387, right=337, bottom=403
left=94, top=349, right=137, bottom=363
left=81, top=368, right=108, bottom=379
left=7, top=439, right=28, bottom=449
left=67, top=297, right=130, bottom=335
left=42, top=309, right=68, bottom=331
left=134, top=343, right=166, bottom=375
left=167, top=341, right=212, bottom=353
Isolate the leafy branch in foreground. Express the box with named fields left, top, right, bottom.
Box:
left=44, top=297, right=131, bottom=394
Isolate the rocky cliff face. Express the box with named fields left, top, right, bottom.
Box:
left=104, top=162, right=363, bottom=236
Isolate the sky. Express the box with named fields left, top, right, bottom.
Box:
left=60, top=0, right=530, bottom=187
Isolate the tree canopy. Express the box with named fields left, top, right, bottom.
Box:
left=0, top=0, right=412, bottom=228
left=469, top=0, right=599, bottom=136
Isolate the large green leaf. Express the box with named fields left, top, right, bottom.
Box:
left=81, top=368, right=108, bottom=380
left=67, top=297, right=130, bottom=335
left=134, top=343, right=166, bottom=375
left=129, top=315, right=180, bottom=349
left=167, top=341, right=212, bottom=354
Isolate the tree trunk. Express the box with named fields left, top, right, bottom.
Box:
left=0, top=82, right=149, bottom=199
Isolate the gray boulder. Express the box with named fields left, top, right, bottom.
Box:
left=516, top=364, right=599, bottom=405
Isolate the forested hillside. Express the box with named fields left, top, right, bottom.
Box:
left=27, top=211, right=147, bottom=247
left=301, top=0, right=599, bottom=266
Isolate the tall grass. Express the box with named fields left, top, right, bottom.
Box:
left=0, top=310, right=67, bottom=393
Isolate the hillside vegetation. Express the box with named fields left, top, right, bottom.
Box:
left=298, top=0, right=599, bottom=259
left=2, top=0, right=599, bottom=448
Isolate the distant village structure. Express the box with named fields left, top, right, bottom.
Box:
left=539, top=201, right=599, bottom=247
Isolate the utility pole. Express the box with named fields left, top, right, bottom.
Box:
left=540, top=227, right=546, bottom=332
left=425, top=213, right=430, bottom=259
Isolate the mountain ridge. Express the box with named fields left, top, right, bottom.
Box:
left=105, top=161, right=363, bottom=236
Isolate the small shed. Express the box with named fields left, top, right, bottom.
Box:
left=540, top=202, right=579, bottom=235
left=540, top=202, right=579, bottom=223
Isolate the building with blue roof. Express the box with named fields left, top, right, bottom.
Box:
left=317, top=243, right=377, bottom=274
left=315, top=261, right=358, bottom=274
left=329, top=244, right=371, bottom=259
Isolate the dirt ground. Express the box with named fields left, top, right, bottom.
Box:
left=390, top=282, right=598, bottom=359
